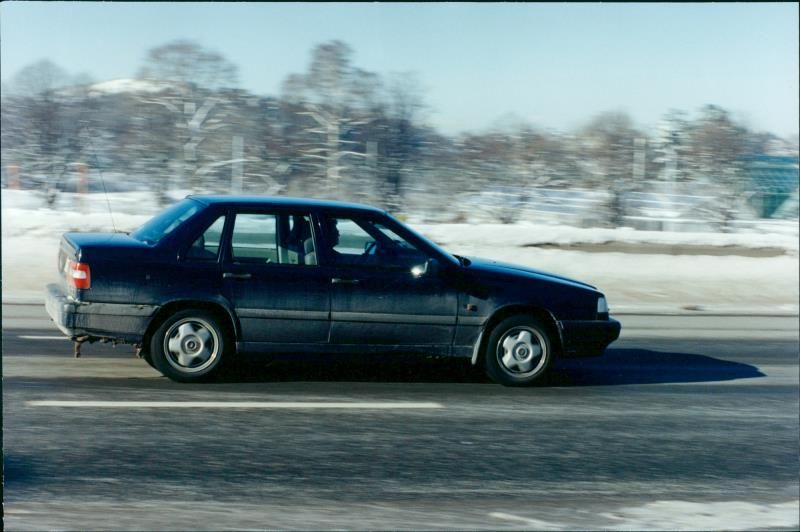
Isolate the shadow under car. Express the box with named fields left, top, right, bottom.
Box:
left=210, top=348, right=765, bottom=386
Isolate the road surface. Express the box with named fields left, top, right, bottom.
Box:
left=2, top=310, right=798, bottom=530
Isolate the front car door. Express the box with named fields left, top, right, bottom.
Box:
left=319, top=211, right=459, bottom=350
left=222, top=209, right=330, bottom=350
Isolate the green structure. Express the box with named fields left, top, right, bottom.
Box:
left=745, top=155, right=799, bottom=218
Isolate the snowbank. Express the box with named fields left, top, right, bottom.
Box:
left=416, top=222, right=798, bottom=254
left=598, top=499, right=798, bottom=531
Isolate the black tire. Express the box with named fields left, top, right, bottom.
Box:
left=484, top=315, right=553, bottom=386
left=150, top=309, right=228, bottom=382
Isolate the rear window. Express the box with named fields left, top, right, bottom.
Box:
left=131, top=199, right=203, bottom=245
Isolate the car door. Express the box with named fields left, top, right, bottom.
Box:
left=320, top=213, right=458, bottom=347
left=222, top=209, right=330, bottom=348
left=173, top=210, right=228, bottom=300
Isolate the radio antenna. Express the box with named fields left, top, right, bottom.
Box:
left=87, top=136, right=118, bottom=233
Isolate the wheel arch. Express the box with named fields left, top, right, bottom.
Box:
left=140, top=298, right=240, bottom=358
left=472, top=304, right=563, bottom=365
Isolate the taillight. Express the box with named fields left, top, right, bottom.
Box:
left=67, top=261, right=91, bottom=289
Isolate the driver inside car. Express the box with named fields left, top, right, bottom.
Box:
left=318, top=216, right=347, bottom=264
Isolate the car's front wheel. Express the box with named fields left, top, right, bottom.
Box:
left=150, top=310, right=228, bottom=382
left=485, top=315, right=552, bottom=386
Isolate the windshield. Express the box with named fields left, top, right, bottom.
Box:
left=131, top=198, right=203, bottom=245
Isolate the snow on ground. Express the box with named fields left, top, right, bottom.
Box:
left=2, top=189, right=798, bottom=311
left=87, top=78, right=168, bottom=95
left=493, top=499, right=800, bottom=530
left=417, top=222, right=799, bottom=253
left=597, top=499, right=799, bottom=531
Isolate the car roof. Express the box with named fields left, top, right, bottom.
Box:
left=187, top=195, right=386, bottom=214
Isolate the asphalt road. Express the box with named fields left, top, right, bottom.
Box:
left=2, top=316, right=799, bottom=530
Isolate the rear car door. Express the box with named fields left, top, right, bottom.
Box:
left=222, top=209, right=330, bottom=348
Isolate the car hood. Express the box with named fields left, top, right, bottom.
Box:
left=464, top=256, right=597, bottom=291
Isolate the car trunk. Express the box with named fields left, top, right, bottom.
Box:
left=57, top=232, right=152, bottom=299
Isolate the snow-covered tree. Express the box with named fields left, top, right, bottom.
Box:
left=653, top=109, right=691, bottom=183
left=685, top=105, right=752, bottom=230
left=578, top=111, right=641, bottom=226
left=281, top=41, right=379, bottom=197
left=3, top=60, right=76, bottom=203
left=137, top=40, right=240, bottom=196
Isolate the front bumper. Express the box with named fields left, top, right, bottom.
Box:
left=45, top=283, right=158, bottom=343
left=559, top=317, right=621, bottom=357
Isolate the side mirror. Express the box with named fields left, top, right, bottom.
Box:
left=411, top=258, right=437, bottom=278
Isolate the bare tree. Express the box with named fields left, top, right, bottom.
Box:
left=281, top=41, right=379, bottom=197
left=137, top=40, right=239, bottom=196
left=686, top=105, right=750, bottom=230
left=371, top=73, right=426, bottom=211
left=138, top=40, right=237, bottom=91
left=4, top=60, right=73, bottom=203
left=686, top=105, right=748, bottom=177
left=8, top=59, right=68, bottom=96
left=579, top=111, right=640, bottom=226
left=653, top=109, right=691, bottom=183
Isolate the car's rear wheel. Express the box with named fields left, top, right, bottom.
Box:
left=150, top=309, right=228, bottom=382
left=485, top=315, right=552, bottom=386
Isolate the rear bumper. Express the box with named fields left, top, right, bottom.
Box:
left=559, top=317, right=621, bottom=357
left=45, top=283, right=158, bottom=343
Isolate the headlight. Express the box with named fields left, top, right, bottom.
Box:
left=597, top=296, right=609, bottom=315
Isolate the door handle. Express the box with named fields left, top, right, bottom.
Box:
left=331, top=278, right=360, bottom=285
left=223, top=272, right=252, bottom=280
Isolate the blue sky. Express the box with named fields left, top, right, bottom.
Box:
left=1, top=2, right=797, bottom=137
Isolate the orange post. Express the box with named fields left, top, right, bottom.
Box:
left=7, top=165, right=19, bottom=189
left=77, top=163, right=88, bottom=195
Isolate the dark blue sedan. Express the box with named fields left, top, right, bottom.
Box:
left=45, top=196, right=620, bottom=385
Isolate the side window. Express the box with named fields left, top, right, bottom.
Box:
left=231, top=213, right=317, bottom=266
left=186, top=215, right=225, bottom=261
left=334, top=219, right=374, bottom=255
left=231, top=214, right=278, bottom=263
left=319, top=215, right=426, bottom=269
